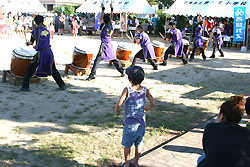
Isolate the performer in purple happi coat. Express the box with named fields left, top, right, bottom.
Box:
left=131, top=25, right=158, bottom=70
left=189, top=15, right=207, bottom=62
left=20, top=15, right=66, bottom=92
left=86, top=3, right=124, bottom=80
left=210, top=24, right=224, bottom=58
left=160, top=22, right=187, bottom=66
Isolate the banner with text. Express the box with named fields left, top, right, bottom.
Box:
left=233, top=6, right=246, bottom=42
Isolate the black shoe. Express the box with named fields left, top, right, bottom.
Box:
left=210, top=55, right=215, bottom=58
left=86, top=75, right=96, bottom=81
left=219, top=55, right=224, bottom=57
left=189, top=56, right=194, bottom=62
left=153, top=64, right=158, bottom=70
left=182, top=58, right=188, bottom=65
left=159, top=60, right=167, bottom=66
left=60, top=85, right=67, bottom=90
left=202, top=55, right=207, bottom=60
left=19, top=87, right=30, bottom=92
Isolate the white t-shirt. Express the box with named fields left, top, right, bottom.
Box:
left=135, top=19, right=139, bottom=27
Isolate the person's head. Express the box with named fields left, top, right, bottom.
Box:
left=133, top=16, right=136, bottom=20
left=171, top=16, right=175, bottom=21
left=136, top=24, right=143, bottom=33
left=169, top=21, right=174, bottom=29
left=60, top=13, right=63, bottom=16
left=185, top=24, right=189, bottom=28
left=217, top=96, right=245, bottom=124
left=245, top=97, right=250, bottom=115
left=223, top=20, right=227, bottom=25
left=197, top=15, right=202, bottom=23
left=125, top=66, right=145, bottom=85
left=103, top=14, right=110, bottom=24
left=34, top=15, right=44, bottom=26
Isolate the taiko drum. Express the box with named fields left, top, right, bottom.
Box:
left=72, top=47, right=93, bottom=69
left=11, top=46, right=36, bottom=77
left=116, top=44, right=132, bottom=62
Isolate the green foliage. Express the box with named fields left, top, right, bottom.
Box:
left=148, top=0, right=174, bottom=7
left=52, top=5, right=76, bottom=16
left=156, top=10, right=166, bottom=35
left=176, top=15, right=190, bottom=31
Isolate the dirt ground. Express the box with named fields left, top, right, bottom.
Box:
left=0, top=34, right=250, bottom=167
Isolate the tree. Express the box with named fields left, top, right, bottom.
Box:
left=52, top=5, right=76, bottom=15
left=148, top=0, right=174, bottom=8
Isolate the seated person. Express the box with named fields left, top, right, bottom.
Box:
left=245, top=97, right=250, bottom=129
left=181, top=24, right=190, bottom=33
left=197, top=96, right=250, bottom=167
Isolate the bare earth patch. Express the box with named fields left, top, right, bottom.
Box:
left=0, top=36, right=250, bottom=166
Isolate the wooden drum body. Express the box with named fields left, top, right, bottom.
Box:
left=152, top=41, right=165, bottom=62
left=116, top=44, right=132, bottom=63
left=11, top=46, right=36, bottom=77
left=196, top=37, right=209, bottom=55
left=72, top=47, right=93, bottom=69
left=202, top=37, right=209, bottom=51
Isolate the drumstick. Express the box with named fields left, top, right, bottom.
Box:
left=23, top=30, right=28, bottom=44
left=159, top=32, right=165, bottom=39
left=126, top=33, right=132, bottom=41
left=130, top=31, right=134, bottom=40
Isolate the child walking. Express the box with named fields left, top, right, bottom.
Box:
left=48, top=23, right=55, bottom=39
left=72, top=20, right=79, bottom=39
left=115, top=66, right=156, bottom=167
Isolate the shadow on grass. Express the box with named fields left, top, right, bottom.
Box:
left=146, top=57, right=250, bottom=101
left=0, top=145, right=98, bottom=167
left=146, top=99, right=213, bottom=132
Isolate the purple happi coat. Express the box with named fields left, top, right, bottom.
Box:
left=31, top=26, right=54, bottom=77
left=194, top=25, right=204, bottom=48
left=170, top=28, right=184, bottom=56
left=138, top=32, right=156, bottom=59
left=214, top=28, right=223, bottom=49
left=100, top=23, right=116, bottom=60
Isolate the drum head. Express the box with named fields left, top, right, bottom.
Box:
left=182, top=39, right=189, bottom=45
left=117, top=44, right=131, bottom=51
left=202, top=36, right=209, bottom=42
left=152, top=40, right=165, bottom=47
left=13, top=46, right=37, bottom=59
left=74, top=46, right=92, bottom=54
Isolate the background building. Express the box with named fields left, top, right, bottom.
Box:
left=39, top=0, right=84, bottom=11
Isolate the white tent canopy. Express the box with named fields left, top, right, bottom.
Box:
left=165, top=0, right=249, bottom=18
left=76, top=0, right=155, bottom=14
left=0, top=0, right=47, bottom=14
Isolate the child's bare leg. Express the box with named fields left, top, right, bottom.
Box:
left=124, top=147, right=131, bottom=167
left=132, top=146, right=142, bottom=167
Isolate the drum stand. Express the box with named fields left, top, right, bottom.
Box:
left=155, top=56, right=164, bottom=63
left=64, top=64, right=91, bottom=76
left=2, top=70, right=40, bottom=86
